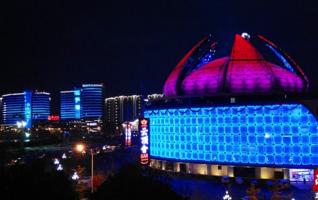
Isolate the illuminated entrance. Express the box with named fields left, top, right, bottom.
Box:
left=289, top=169, right=313, bottom=182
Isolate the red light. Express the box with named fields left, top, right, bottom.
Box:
left=313, top=168, right=318, bottom=192
left=48, top=115, right=60, bottom=121
left=140, top=153, right=149, bottom=165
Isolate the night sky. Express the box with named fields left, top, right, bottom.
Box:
left=1, top=0, right=318, bottom=113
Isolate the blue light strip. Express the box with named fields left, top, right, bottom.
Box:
left=24, top=91, right=32, bottom=128
left=265, top=44, right=295, bottom=73
left=74, top=90, right=81, bottom=119
left=144, top=104, right=318, bottom=167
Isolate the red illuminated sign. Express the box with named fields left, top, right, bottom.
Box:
left=313, top=168, right=318, bottom=192
left=48, top=115, right=60, bottom=121
left=139, top=118, right=150, bottom=165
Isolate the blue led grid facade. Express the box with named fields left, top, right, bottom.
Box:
left=144, top=104, right=318, bottom=167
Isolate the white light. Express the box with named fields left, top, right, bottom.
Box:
left=54, top=158, right=60, bottom=165
left=21, top=121, right=27, bottom=127
left=25, top=132, right=31, bottom=138
left=16, top=121, right=22, bottom=128
left=72, top=172, right=79, bottom=180
left=57, top=164, right=63, bottom=171
left=264, top=133, right=270, bottom=139
left=223, top=190, right=232, bottom=200
left=241, top=32, right=250, bottom=40
left=141, top=145, right=148, bottom=154
left=62, top=153, right=67, bottom=159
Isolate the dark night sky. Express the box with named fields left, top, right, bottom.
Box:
left=1, top=0, right=318, bottom=113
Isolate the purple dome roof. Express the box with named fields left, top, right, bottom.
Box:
left=163, top=33, right=309, bottom=97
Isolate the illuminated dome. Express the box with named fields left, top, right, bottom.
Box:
left=163, top=33, right=309, bottom=97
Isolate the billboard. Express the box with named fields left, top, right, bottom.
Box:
left=139, top=118, right=150, bottom=165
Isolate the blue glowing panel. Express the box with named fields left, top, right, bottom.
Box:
left=144, top=104, right=318, bottom=167
left=74, top=90, right=81, bottom=119
left=24, top=91, right=32, bottom=128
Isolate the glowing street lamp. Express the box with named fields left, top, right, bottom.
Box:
left=74, top=143, right=95, bottom=193
left=75, top=143, right=85, bottom=153
left=62, top=153, right=67, bottom=159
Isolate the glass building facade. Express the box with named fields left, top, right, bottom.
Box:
left=144, top=103, right=318, bottom=168
left=81, top=84, right=103, bottom=119
left=60, top=90, right=81, bottom=120
left=32, top=92, right=51, bottom=121
left=1, top=91, right=50, bottom=128
left=60, top=84, right=103, bottom=120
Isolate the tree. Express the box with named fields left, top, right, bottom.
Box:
left=0, top=159, right=78, bottom=200
left=93, top=164, right=183, bottom=200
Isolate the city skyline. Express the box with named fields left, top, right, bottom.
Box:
left=1, top=0, right=318, bottom=99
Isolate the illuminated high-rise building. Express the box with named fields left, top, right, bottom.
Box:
left=32, top=92, right=51, bottom=121
left=105, top=95, right=142, bottom=129
left=60, top=84, right=103, bottom=121
left=60, top=90, right=81, bottom=120
left=1, top=91, right=51, bottom=128
left=81, top=84, right=104, bottom=119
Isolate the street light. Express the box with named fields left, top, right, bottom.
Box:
left=75, top=143, right=85, bottom=153
left=74, top=143, right=95, bottom=193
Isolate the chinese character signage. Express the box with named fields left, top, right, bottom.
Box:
left=139, top=118, right=150, bottom=165
left=313, top=168, right=318, bottom=192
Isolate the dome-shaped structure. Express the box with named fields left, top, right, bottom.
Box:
left=163, top=33, right=309, bottom=97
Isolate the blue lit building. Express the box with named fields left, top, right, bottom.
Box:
left=1, top=91, right=51, bottom=128
left=32, top=92, right=51, bottom=121
left=60, top=90, right=81, bottom=120
left=81, top=84, right=103, bottom=119
left=60, top=84, right=103, bottom=121
left=144, top=33, right=316, bottom=181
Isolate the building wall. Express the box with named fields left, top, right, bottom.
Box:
left=60, top=91, right=77, bottom=120
left=145, top=104, right=318, bottom=168
left=105, top=95, right=142, bottom=128
left=151, top=159, right=292, bottom=180
left=2, top=91, right=51, bottom=127
left=81, top=84, right=104, bottom=119
left=0, top=97, right=2, bottom=124
left=32, top=92, right=50, bottom=121
left=2, top=93, right=26, bottom=125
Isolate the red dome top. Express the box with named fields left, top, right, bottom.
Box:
left=163, top=34, right=308, bottom=97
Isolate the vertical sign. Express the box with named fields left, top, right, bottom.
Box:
left=74, top=89, right=81, bottom=119
left=313, top=168, right=318, bottom=192
left=24, top=91, right=32, bottom=129
left=139, top=118, right=149, bottom=165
